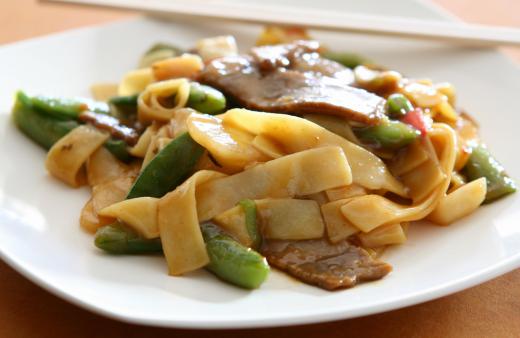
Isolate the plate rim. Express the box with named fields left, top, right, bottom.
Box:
left=1, top=5, right=520, bottom=329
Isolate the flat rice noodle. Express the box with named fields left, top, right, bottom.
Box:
left=193, top=109, right=406, bottom=195
left=187, top=113, right=269, bottom=172
left=340, top=123, right=456, bottom=232
left=45, top=125, right=109, bottom=187
left=400, top=158, right=446, bottom=203
left=196, top=146, right=352, bottom=221
left=304, top=192, right=329, bottom=206
left=99, top=197, right=159, bottom=238
left=326, top=184, right=366, bottom=202
left=303, top=114, right=360, bottom=144
left=158, top=170, right=225, bottom=275
left=213, top=205, right=253, bottom=246
left=357, top=223, right=406, bottom=248
left=87, top=146, right=131, bottom=186
left=80, top=198, right=113, bottom=233
left=129, top=123, right=159, bottom=158
left=138, top=78, right=190, bottom=122
left=390, top=139, right=429, bottom=177
left=152, top=54, right=203, bottom=81
left=321, top=199, right=359, bottom=243
left=214, top=198, right=325, bottom=244
left=251, top=134, right=285, bottom=159
left=427, top=177, right=486, bottom=225
left=91, top=176, right=134, bottom=214
left=118, top=68, right=154, bottom=96
left=256, top=199, right=324, bottom=240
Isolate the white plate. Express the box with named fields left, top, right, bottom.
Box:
left=1, top=1, right=520, bottom=329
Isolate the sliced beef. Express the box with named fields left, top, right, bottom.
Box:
left=198, top=41, right=385, bottom=125
left=79, top=111, right=139, bottom=146
left=262, top=239, right=392, bottom=290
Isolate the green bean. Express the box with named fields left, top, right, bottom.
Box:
left=145, top=43, right=182, bottom=56
left=13, top=91, right=133, bottom=162
left=322, top=51, right=369, bottom=69
left=386, top=93, right=413, bottom=119
left=187, top=82, right=226, bottom=115
left=104, top=138, right=132, bottom=163
left=355, top=119, right=420, bottom=150
left=238, top=199, right=262, bottom=250
left=109, top=94, right=138, bottom=116
left=12, top=91, right=79, bottom=149
left=201, top=222, right=270, bottom=289
left=463, top=144, right=517, bottom=203
left=94, top=222, right=162, bottom=254
left=139, top=43, right=183, bottom=68
left=126, top=132, right=204, bottom=199
left=31, top=95, right=110, bottom=120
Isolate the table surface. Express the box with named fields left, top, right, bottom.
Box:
left=2, top=1, right=519, bottom=337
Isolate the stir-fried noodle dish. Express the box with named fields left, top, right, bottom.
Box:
left=12, top=27, right=516, bottom=290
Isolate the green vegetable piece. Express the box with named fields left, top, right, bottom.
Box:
left=126, top=132, right=204, bottom=199
left=140, top=43, right=183, bottom=68
left=31, top=95, right=110, bottom=120
left=145, top=43, right=182, bottom=56
left=12, top=91, right=79, bottom=149
left=322, top=51, right=369, bottom=69
left=187, top=82, right=226, bottom=115
left=95, top=222, right=162, bottom=254
left=109, top=94, right=138, bottom=114
left=104, top=138, right=132, bottom=163
left=386, top=93, right=413, bottom=118
left=14, top=91, right=132, bottom=161
left=201, top=222, right=270, bottom=289
left=355, top=119, right=420, bottom=150
left=238, top=199, right=262, bottom=249
left=463, top=144, right=517, bottom=203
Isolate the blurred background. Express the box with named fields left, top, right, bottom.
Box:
left=2, top=0, right=519, bottom=62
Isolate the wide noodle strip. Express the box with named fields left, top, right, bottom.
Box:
left=158, top=170, right=225, bottom=275
left=138, top=78, right=190, bottom=122
left=358, top=223, right=407, bottom=248
left=214, top=198, right=324, bottom=243
left=321, top=199, right=359, bottom=243
left=339, top=123, right=457, bottom=232
left=187, top=113, right=269, bottom=171
left=86, top=146, right=133, bottom=186
left=187, top=109, right=407, bottom=195
left=152, top=54, right=203, bottom=81
left=129, top=123, right=159, bottom=158
left=99, top=197, right=159, bottom=238
left=118, top=68, right=154, bottom=96
left=196, top=146, right=352, bottom=221
left=427, top=177, right=487, bottom=225
left=45, top=125, right=109, bottom=187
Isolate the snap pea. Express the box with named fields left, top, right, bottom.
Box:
left=187, top=82, right=226, bottom=115
left=201, top=222, right=270, bottom=289
left=145, top=43, right=182, bottom=56
left=139, top=43, right=183, bottom=68
left=95, top=221, right=270, bottom=289
left=12, top=91, right=79, bottom=149
left=463, top=144, right=517, bottom=203
left=109, top=94, right=138, bottom=116
left=126, top=132, right=204, bottom=199
left=386, top=93, right=413, bottom=119
left=13, top=91, right=132, bottom=161
left=238, top=199, right=262, bottom=250
left=322, top=51, right=369, bottom=69
left=31, top=95, right=110, bottom=120
left=94, top=222, right=162, bottom=254
left=355, top=119, right=420, bottom=150
left=104, top=138, right=133, bottom=163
